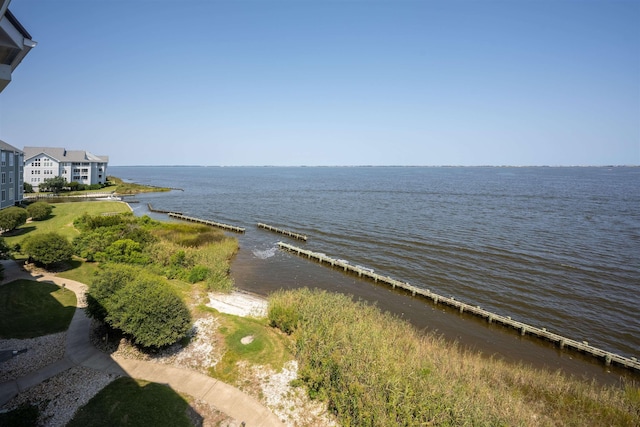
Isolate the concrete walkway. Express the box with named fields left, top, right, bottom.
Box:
left=0, top=260, right=284, bottom=426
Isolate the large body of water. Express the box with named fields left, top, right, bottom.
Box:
left=110, top=166, right=639, bottom=382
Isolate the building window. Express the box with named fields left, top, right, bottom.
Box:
left=9, top=187, right=13, bottom=200
left=9, top=154, right=14, bottom=166
left=1, top=152, right=5, bottom=166
left=1, top=190, right=4, bottom=201
left=9, top=176, right=12, bottom=183
left=81, top=175, right=88, bottom=180
left=1, top=173, right=4, bottom=184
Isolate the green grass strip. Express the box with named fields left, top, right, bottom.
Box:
left=0, top=279, right=76, bottom=338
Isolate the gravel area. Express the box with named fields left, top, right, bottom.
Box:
left=2, top=366, right=120, bottom=427
left=252, top=361, right=339, bottom=427
left=0, top=333, right=66, bottom=382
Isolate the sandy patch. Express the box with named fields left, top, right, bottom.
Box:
left=207, top=291, right=268, bottom=318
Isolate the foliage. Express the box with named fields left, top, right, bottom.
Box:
left=22, top=232, right=73, bottom=267
left=268, top=288, right=640, bottom=427
left=0, top=280, right=76, bottom=338
left=72, top=213, right=155, bottom=262
left=0, top=236, right=9, bottom=256
left=0, top=206, right=28, bottom=232
left=144, top=221, right=237, bottom=290
left=23, top=182, right=34, bottom=193
left=67, top=378, right=193, bottom=427
left=86, top=263, right=139, bottom=321
left=87, top=264, right=192, bottom=348
left=39, top=176, right=67, bottom=193
left=26, top=201, right=53, bottom=220
left=98, top=238, right=149, bottom=264
left=73, top=211, right=136, bottom=232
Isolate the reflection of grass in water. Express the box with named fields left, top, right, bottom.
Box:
left=204, top=307, right=290, bottom=384
left=67, top=378, right=193, bottom=427
left=0, top=279, right=76, bottom=338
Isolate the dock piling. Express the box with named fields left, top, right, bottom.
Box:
left=276, top=241, right=640, bottom=373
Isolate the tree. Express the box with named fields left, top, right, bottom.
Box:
left=40, top=176, right=67, bottom=194
left=22, top=232, right=73, bottom=268
left=26, top=201, right=53, bottom=221
left=0, top=207, right=28, bottom=232
left=23, top=182, right=34, bottom=193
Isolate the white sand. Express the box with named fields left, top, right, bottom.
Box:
left=207, top=291, right=268, bottom=318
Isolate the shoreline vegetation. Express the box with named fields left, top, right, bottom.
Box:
left=1, top=179, right=638, bottom=426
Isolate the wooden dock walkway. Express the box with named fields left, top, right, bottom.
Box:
left=277, top=242, right=640, bottom=373
left=168, top=213, right=245, bottom=233
left=147, top=203, right=182, bottom=215
left=257, top=223, right=307, bottom=241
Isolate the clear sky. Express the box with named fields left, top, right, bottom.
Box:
left=0, top=0, right=638, bottom=166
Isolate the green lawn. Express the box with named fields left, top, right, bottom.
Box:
left=3, top=201, right=131, bottom=248
left=0, top=279, right=76, bottom=338
left=205, top=307, right=290, bottom=383
left=67, top=378, right=194, bottom=427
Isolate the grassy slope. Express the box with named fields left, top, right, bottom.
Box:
left=3, top=201, right=131, bottom=248
left=0, top=279, right=76, bottom=338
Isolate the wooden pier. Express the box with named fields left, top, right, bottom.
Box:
left=277, top=242, right=640, bottom=373
left=257, top=223, right=307, bottom=241
left=168, top=213, right=245, bottom=233
left=147, top=203, right=182, bottom=215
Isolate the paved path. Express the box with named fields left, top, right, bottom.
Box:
left=0, top=260, right=284, bottom=426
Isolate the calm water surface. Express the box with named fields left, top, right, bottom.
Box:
left=110, top=166, right=640, bottom=383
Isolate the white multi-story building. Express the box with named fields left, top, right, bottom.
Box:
left=0, top=139, right=23, bottom=208
left=23, top=147, right=109, bottom=191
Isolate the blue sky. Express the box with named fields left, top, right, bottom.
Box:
left=0, top=0, right=638, bottom=166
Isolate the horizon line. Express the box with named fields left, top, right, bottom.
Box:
left=108, top=164, right=639, bottom=168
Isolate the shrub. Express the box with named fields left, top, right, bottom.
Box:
left=26, top=201, right=53, bottom=221
left=88, top=265, right=191, bottom=348
left=86, top=264, right=139, bottom=321
left=22, top=232, right=73, bottom=268
left=98, top=239, right=149, bottom=264
left=187, top=265, right=210, bottom=283
left=72, top=228, right=121, bottom=261
left=0, top=206, right=28, bottom=232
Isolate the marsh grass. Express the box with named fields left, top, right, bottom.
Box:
left=0, top=279, right=76, bottom=338
left=107, top=176, right=171, bottom=194
left=269, top=288, right=640, bottom=426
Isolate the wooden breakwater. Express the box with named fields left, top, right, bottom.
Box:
left=168, top=213, right=245, bottom=233
left=147, top=203, right=182, bottom=215
left=257, top=223, right=307, bottom=241
left=277, top=242, right=640, bottom=373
